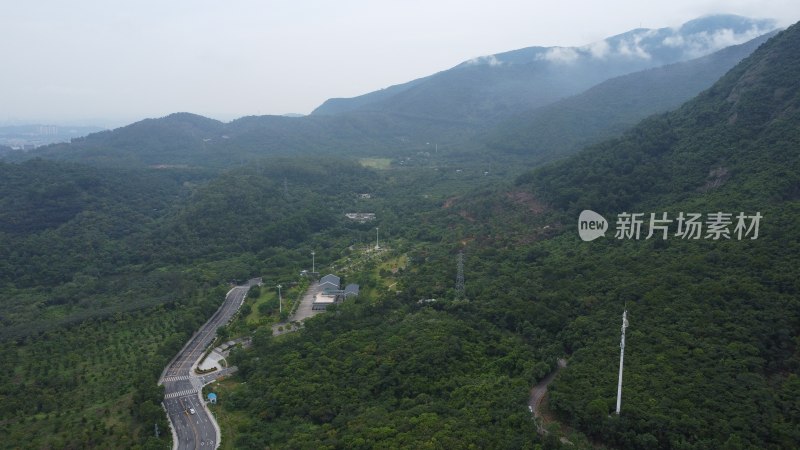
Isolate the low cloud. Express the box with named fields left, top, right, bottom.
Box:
left=681, top=26, right=769, bottom=58
left=539, top=47, right=580, bottom=64
left=584, top=39, right=610, bottom=59
left=466, top=54, right=503, bottom=66
left=616, top=32, right=652, bottom=59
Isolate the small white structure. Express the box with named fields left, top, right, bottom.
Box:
left=345, top=213, right=376, bottom=223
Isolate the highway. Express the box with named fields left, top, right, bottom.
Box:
left=160, top=281, right=255, bottom=450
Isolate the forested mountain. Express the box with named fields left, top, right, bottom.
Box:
left=0, top=157, right=381, bottom=338
left=13, top=110, right=479, bottom=169
left=220, top=20, right=800, bottom=449
left=3, top=12, right=798, bottom=450
left=4, top=16, right=777, bottom=172
left=0, top=156, right=396, bottom=448
left=312, top=15, right=775, bottom=123
left=483, top=19, right=800, bottom=447
left=485, top=30, right=776, bottom=162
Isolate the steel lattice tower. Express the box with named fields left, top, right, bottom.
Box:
left=456, top=251, right=465, bottom=298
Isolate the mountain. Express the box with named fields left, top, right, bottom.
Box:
left=312, top=15, right=777, bottom=124
left=13, top=111, right=473, bottom=168
left=498, top=20, right=800, bottom=448
left=208, top=21, right=800, bottom=449
left=485, top=30, right=778, bottom=163
left=6, top=15, right=777, bottom=170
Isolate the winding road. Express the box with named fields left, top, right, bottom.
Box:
left=159, top=281, right=255, bottom=450
left=529, top=358, right=567, bottom=433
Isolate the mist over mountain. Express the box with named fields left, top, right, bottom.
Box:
left=312, top=15, right=776, bottom=123
left=484, top=30, right=778, bottom=162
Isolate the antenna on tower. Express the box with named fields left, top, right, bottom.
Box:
left=455, top=251, right=465, bottom=299
left=616, top=308, right=629, bottom=415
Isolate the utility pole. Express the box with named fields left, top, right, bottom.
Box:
left=616, top=309, right=629, bottom=415
left=311, top=251, right=315, bottom=273
left=455, top=251, right=465, bottom=299
left=277, top=284, right=283, bottom=314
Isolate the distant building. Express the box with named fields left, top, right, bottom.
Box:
left=358, top=193, right=372, bottom=199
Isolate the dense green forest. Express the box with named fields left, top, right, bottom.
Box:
left=0, top=156, right=444, bottom=448
left=1, top=15, right=798, bottom=450
left=211, top=22, right=800, bottom=450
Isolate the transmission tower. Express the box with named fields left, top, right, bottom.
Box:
left=616, top=309, right=629, bottom=414
left=455, top=251, right=465, bottom=298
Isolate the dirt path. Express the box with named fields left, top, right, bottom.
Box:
left=529, top=358, right=567, bottom=431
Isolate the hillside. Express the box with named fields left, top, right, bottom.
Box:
left=485, top=30, right=776, bottom=163
left=504, top=19, right=800, bottom=447
left=312, top=15, right=776, bottom=124
left=12, top=110, right=481, bottom=169
left=0, top=156, right=400, bottom=448
left=218, top=20, right=800, bottom=449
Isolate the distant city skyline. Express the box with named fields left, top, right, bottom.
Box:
left=1, top=0, right=799, bottom=128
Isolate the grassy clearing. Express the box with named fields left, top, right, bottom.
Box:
left=244, top=290, right=278, bottom=327
left=358, top=158, right=392, bottom=170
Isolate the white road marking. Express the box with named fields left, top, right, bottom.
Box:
left=165, top=389, right=198, bottom=399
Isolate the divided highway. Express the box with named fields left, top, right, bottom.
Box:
left=160, top=281, right=255, bottom=450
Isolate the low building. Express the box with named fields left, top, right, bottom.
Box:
left=319, top=274, right=340, bottom=294
left=312, top=274, right=359, bottom=311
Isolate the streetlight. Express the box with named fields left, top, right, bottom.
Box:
left=277, top=284, right=282, bottom=314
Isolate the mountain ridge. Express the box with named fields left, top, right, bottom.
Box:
left=312, top=14, right=777, bottom=122
left=484, top=30, right=778, bottom=163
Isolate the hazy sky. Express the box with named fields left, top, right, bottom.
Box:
left=2, top=0, right=799, bottom=127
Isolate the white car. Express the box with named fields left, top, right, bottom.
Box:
left=189, top=408, right=196, bottom=415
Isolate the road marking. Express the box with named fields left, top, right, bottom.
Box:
left=163, top=375, right=191, bottom=382
left=165, top=389, right=198, bottom=399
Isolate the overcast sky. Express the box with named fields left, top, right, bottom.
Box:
left=2, top=0, right=799, bottom=127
